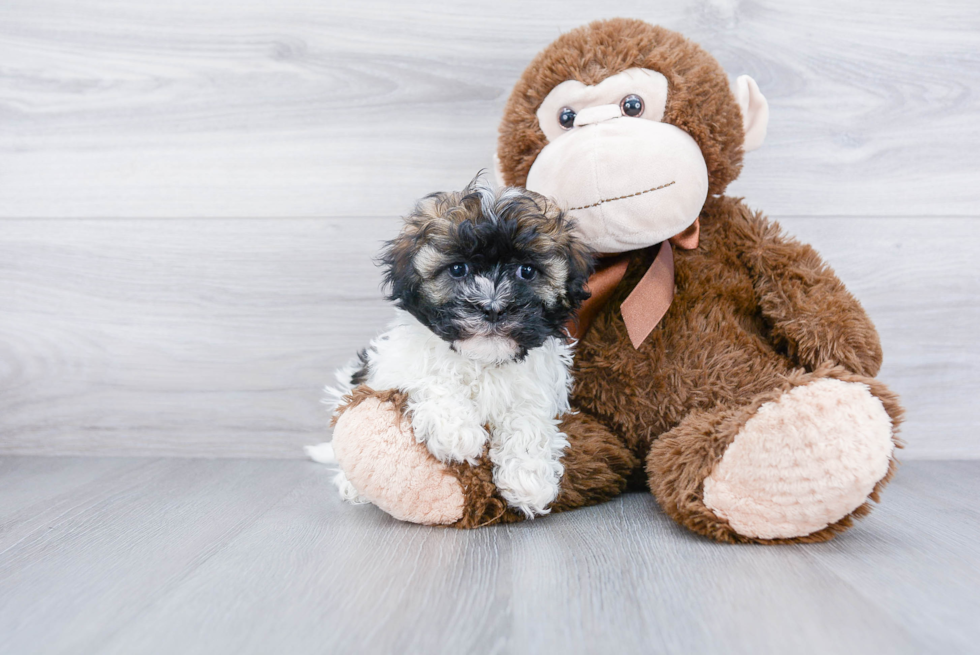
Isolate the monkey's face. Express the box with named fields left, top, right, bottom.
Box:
left=381, top=182, right=593, bottom=364
left=496, top=20, right=768, bottom=254
left=526, top=68, right=709, bottom=253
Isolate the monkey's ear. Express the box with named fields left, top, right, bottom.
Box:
left=493, top=153, right=506, bottom=188
left=735, top=75, right=769, bottom=152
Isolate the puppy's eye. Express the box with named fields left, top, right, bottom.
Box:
left=448, top=263, right=469, bottom=278
left=620, top=94, right=643, bottom=117
left=558, top=107, right=576, bottom=130
left=517, top=264, right=537, bottom=281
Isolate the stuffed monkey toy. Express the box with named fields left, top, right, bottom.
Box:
left=324, top=18, right=903, bottom=543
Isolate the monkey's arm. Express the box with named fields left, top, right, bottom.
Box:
left=728, top=201, right=883, bottom=377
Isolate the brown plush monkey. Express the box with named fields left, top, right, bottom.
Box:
left=325, top=19, right=902, bottom=543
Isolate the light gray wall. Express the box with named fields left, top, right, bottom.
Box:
left=1, top=0, right=977, bottom=458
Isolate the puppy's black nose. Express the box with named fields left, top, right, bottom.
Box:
left=483, top=307, right=505, bottom=323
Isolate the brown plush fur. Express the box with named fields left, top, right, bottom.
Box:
left=566, top=195, right=903, bottom=542
left=571, top=196, right=891, bottom=448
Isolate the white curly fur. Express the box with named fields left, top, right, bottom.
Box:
left=324, top=310, right=573, bottom=517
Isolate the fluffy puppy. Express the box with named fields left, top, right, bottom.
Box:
left=322, top=179, right=593, bottom=517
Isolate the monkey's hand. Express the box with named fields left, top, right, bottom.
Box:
left=732, top=204, right=883, bottom=377
left=408, top=395, right=488, bottom=466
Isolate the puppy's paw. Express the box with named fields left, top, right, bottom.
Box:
left=424, top=422, right=489, bottom=466
left=409, top=404, right=488, bottom=465
left=492, top=458, right=562, bottom=518
left=332, top=468, right=371, bottom=505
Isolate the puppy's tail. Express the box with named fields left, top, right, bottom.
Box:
left=304, top=442, right=337, bottom=464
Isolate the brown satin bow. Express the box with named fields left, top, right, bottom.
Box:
left=568, top=219, right=700, bottom=348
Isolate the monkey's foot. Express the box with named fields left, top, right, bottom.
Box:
left=647, top=370, right=902, bottom=543
left=702, top=378, right=895, bottom=540
left=330, top=393, right=464, bottom=525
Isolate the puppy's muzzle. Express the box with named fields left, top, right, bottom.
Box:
left=480, top=306, right=508, bottom=324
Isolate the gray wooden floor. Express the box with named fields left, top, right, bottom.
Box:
left=0, top=457, right=977, bottom=655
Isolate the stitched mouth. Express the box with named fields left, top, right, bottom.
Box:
left=568, top=181, right=676, bottom=211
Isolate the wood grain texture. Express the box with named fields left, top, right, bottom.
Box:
left=0, top=216, right=976, bottom=459
left=0, top=1, right=977, bottom=458
left=803, top=460, right=980, bottom=652
left=1, top=457, right=977, bottom=654
left=0, top=458, right=310, bottom=655
left=0, top=456, right=138, bottom=552
left=1, top=0, right=978, bottom=218
left=0, top=217, right=393, bottom=458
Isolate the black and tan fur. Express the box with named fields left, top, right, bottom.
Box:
left=378, top=178, right=593, bottom=360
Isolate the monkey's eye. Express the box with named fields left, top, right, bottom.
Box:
left=448, top=263, right=469, bottom=278
left=558, top=107, right=577, bottom=130
left=620, top=94, right=644, bottom=117
left=517, top=264, right=537, bottom=281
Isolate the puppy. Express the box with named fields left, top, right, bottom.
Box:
left=316, top=179, right=593, bottom=517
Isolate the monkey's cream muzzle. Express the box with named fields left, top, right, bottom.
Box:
left=526, top=111, right=708, bottom=254
left=523, top=68, right=708, bottom=253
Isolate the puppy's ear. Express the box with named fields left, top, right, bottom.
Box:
left=534, top=195, right=593, bottom=311
left=560, top=221, right=594, bottom=310
left=379, top=192, right=449, bottom=308
left=528, top=193, right=594, bottom=310
left=379, top=228, right=421, bottom=309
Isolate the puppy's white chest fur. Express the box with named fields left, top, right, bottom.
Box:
left=334, top=311, right=573, bottom=517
